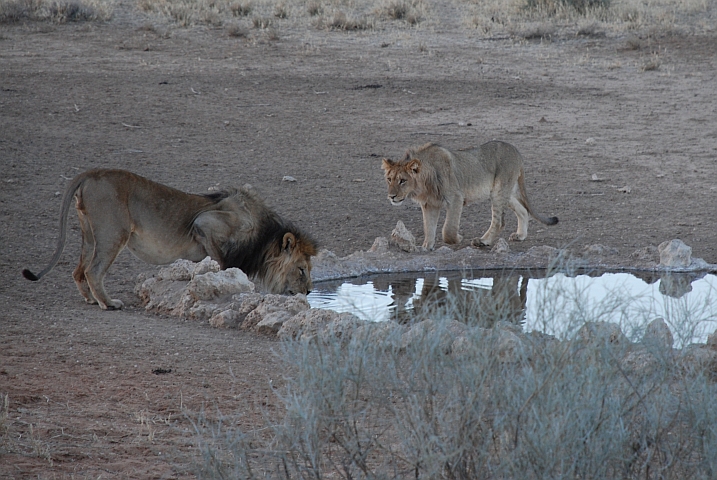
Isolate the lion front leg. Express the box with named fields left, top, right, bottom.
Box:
left=420, top=204, right=441, bottom=250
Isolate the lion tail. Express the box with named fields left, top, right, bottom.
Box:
left=22, top=172, right=88, bottom=282
left=517, top=169, right=558, bottom=226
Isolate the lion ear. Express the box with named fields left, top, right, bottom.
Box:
left=381, top=158, right=394, bottom=170
left=407, top=158, right=421, bottom=174
left=282, top=232, right=297, bottom=252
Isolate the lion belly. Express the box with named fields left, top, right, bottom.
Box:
left=460, top=182, right=492, bottom=205
left=127, top=233, right=207, bottom=265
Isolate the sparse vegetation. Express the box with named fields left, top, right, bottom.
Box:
left=306, top=1, right=320, bottom=16
left=525, top=0, right=612, bottom=16
left=191, top=273, right=717, bottom=479
left=251, top=14, right=271, bottom=28
left=0, top=0, right=112, bottom=23
left=226, top=21, right=247, bottom=36
left=273, top=2, right=287, bottom=19
left=230, top=0, right=251, bottom=16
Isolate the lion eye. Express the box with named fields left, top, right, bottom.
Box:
left=299, top=267, right=306, bottom=277
left=399, top=179, right=406, bottom=185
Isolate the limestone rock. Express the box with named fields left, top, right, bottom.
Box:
left=256, top=311, right=295, bottom=335
left=209, top=308, right=245, bottom=328
left=658, top=239, right=692, bottom=268
left=369, top=237, right=389, bottom=253
left=642, top=318, right=673, bottom=350
left=177, top=268, right=255, bottom=319
left=242, top=294, right=311, bottom=331
left=574, top=321, right=628, bottom=347
left=491, top=238, right=510, bottom=254
left=278, top=308, right=363, bottom=342
left=401, top=319, right=467, bottom=353
left=390, top=220, right=417, bottom=253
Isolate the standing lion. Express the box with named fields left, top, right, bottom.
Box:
left=22, top=169, right=318, bottom=309
left=382, top=141, right=558, bottom=250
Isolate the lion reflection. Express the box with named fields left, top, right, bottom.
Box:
left=373, top=274, right=529, bottom=327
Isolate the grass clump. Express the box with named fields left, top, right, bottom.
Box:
left=191, top=271, right=717, bottom=478
left=0, top=0, right=111, bottom=23
left=229, top=0, right=250, bottom=17
left=324, top=11, right=372, bottom=31
left=525, top=0, right=611, bottom=16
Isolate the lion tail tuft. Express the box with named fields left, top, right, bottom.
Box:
left=22, top=269, right=40, bottom=281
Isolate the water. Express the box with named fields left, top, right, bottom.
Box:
left=308, top=270, right=717, bottom=346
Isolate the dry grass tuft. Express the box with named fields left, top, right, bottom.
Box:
left=230, top=1, right=251, bottom=17
left=306, top=0, right=320, bottom=16
left=379, top=0, right=423, bottom=25
left=324, top=11, right=372, bottom=31
left=226, top=21, right=248, bottom=37
left=251, top=14, right=271, bottom=28
left=273, top=2, right=287, bottom=19
left=0, top=0, right=112, bottom=23
left=640, top=53, right=661, bottom=72
left=526, top=0, right=611, bottom=16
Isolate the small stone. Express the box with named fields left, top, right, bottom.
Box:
left=282, top=175, right=297, bottom=182
left=642, top=317, right=673, bottom=349
left=369, top=237, right=389, bottom=253
left=658, top=239, right=692, bottom=268
left=491, top=238, right=510, bottom=254
left=390, top=220, right=417, bottom=253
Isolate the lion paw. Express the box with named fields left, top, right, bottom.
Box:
left=471, top=238, right=491, bottom=248
left=509, top=233, right=526, bottom=242
left=102, top=299, right=125, bottom=310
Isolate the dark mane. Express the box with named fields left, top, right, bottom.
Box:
left=218, top=198, right=317, bottom=278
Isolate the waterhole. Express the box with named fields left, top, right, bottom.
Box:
left=308, top=270, right=717, bottom=346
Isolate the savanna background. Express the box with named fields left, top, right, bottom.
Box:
left=1, top=0, right=716, bottom=477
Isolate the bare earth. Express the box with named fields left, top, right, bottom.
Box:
left=1, top=3, right=716, bottom=477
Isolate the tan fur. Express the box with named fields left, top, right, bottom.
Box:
left=23, top=169, right=317, bottom=309
left=382, top=141, right=558, bottom=250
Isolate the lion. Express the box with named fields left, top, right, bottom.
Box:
left=382, top=141, right=558, bottom=250
left=22, top=169, right=318, bottom=310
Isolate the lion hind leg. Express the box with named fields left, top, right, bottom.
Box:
left=508, top=196, right=529, bottom=242
left=83, top=224, right=129, bottom=310
left=73, top=211, right=98, bottom=305
left=477, top=194, right=508, bottom=247
left=442, top=194, right=464, bottom=245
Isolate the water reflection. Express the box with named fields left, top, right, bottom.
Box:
left=308, top=270, right=717, bottom=346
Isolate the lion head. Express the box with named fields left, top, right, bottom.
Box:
left=381, top=157, right=422, bottom=205
left=260, top=231, right=318, bottom=295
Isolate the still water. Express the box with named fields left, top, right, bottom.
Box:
left=308, top=270, right=717, bottom=346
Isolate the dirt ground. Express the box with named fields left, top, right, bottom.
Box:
left=1, top=1, right=716, bottom=477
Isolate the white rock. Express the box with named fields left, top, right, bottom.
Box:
left=642, top=317, right=673, bottom=350
left=658, top=239, right=692, bottom=268
left=491, top=238, right=510, bottom=254
left=282, top=175, right=297, bottom=182
left=390, top=220, right=417, bottom=253
left=242, top=294, right=310, bottom=331
left=278, top=308, right=363, bottom=342
left=369, top=237, right=389, bottom=253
